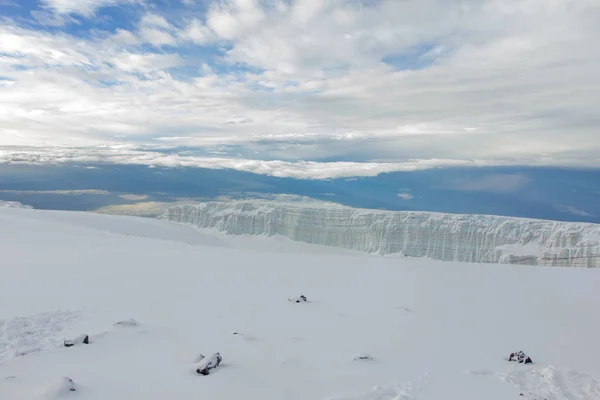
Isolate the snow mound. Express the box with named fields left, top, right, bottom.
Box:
left=0, top=201, right=32, bottom=209
left=114, top=319, right=138, bottom=327
left=162, top=200, right=600, bottom=267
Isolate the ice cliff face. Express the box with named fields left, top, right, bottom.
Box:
left=162, top=200, right=600, bottom=267
left=0, top=201, right=33, bottom=209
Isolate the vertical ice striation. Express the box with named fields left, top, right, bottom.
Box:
left=162, top=200, right=600, bottom=267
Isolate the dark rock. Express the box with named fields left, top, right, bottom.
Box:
left=195, top=352, right=222, bottom=376
left=66, top=377, right=76, bottom=392
left=509, top=351, right=533, bottom=364
left=64, top=334, right=89, bottom=347
left=290, top=295, right=308, bottom=303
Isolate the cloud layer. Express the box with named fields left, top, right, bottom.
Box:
left=0, top=145, right=487, bottom=179
left=1, top=0, right=599, bottom=178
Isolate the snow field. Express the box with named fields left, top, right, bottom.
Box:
left=1, top=207, right=600, bottom=399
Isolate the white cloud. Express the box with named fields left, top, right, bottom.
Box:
left=140, top=27, right=177, bottom=46
left=205, top=0, right=265, bottom=40
left=182, top=19, right=216, bottom=44
left=397, top=193, right=415, bottom=200
left=140, top=13, right=170, bottom=29
left=2, top=145, right=598, bottom=180
left=0, top=0, right=599, bottom=177
left=0, top=146, right=492, bottom=179
left=109, top=29, right=140, bottom=45
left=119, top=194, right=149, bottom=200
left=558, top=205, right=594, bottom=218
left=207, top=9, right=240, bottom=40
left=110, top=51, right=182, bottom=72
left=138, top=13, right=177, bottom=46
left=41, top=0, right=140, bottom=17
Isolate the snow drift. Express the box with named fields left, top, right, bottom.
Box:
left=162, top=200, right=600, bottom=267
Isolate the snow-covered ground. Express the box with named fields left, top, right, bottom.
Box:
left=1, top=207, right=599, bottom=400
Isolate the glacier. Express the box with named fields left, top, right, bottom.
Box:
left=162, top=200, right=600, bottom=267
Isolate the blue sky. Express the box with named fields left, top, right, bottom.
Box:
left=0, top=1, right=599, bottom=205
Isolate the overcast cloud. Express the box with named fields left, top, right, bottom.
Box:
left=0, top=0, right=599, bottom=178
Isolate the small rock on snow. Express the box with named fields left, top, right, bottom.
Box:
left=289, top=295, right=307, bottom=303
left=64, top=334, right=90, bottom=347
left=65, top=377, right=76, bottom=392
left=353, top=354, right=374, bottom=361
left=508, top=351, right=533, bottom=364
left=195, top=353, right=222, bottom=376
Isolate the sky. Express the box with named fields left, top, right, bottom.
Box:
left=0, top=0, right=599, bottom=180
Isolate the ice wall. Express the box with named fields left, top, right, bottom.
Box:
left=162, top=200, right=600, bottom=267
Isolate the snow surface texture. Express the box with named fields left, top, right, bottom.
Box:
left=1, top=207, right=600, bottom=400
left=0, top=200, right=32, bottom=209
left=163, top=200, right=600, bottom=267
left=0, top=311, right=80, bottom=364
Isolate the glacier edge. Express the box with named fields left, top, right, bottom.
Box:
left=161, top=200, right=600, bottom=267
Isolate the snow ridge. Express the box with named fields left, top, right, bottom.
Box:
left=162, top=200, right=600, bottom=267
